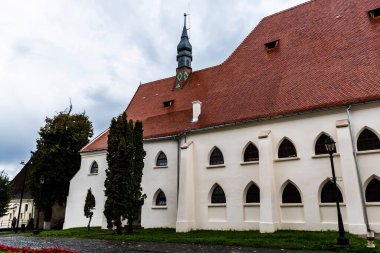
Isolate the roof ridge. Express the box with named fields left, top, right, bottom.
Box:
left=264, top=0, right=312, bottom=20
left=222, top=19, right=264, bottom=64
left=80, top=128, right=109, bottom=152
left=140, top=64, right=221, bottom=87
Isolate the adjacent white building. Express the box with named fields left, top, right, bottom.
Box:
left=64, top=0, right=380, bottom=235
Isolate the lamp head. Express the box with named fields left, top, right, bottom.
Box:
left=324, top=136, right=336, bottom=153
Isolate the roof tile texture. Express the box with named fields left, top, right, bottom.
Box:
left=83, top=0, right=380, bottom=151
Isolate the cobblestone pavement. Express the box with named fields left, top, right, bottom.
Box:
left=0, top=235, right=334, bottom=253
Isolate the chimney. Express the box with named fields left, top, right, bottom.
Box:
left=192, top=101, right=202, bottom=122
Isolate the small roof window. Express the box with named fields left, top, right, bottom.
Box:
left=369, top=7, right=380, bottom=20
left=163, top=100, right=174, bottom=107
left=265, top=40, right=279, bottom=52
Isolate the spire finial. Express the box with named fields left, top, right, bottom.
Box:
left=184, top=13, right=187, bottom=27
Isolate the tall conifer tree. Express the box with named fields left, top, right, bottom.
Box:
left=104, top=112, right=145, bottom=234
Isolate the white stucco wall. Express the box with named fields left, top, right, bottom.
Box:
left=141, top=139, right=178, bottom=228
left=63, top=151, right=107, bottom=229
left=64, top=102, right=380, bottom=234
left=0, top=199, right=34, bottom=228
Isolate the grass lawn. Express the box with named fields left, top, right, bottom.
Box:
left=36, top=227, right=379, bottom=252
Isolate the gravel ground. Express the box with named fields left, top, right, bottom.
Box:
left=0, top=235, right=334, bottom=253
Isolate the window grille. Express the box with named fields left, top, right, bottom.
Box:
left=210, top=148, right=224, bottom=165
left=357, top=129, right=380, bottom=151
left=211, top=185, right=226, bottom=204
left=365, top=178, right=380, bottom=202
left=90, top=161, right=98, bottom=174
left=156, top=190, right=167, bottom=206
left=246, top=184, right=260, bottom=203
left=156, top=152, right=168, bottom=166
left=321, top=181, right=343, bottom=203
left=244, top=143, right=259, bottom=162
left=278, top=139, right=297, bottom=158
left=282, top=183, right=301, bottom=203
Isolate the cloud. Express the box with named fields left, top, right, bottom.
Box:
left=0, top=0, right=308, bottom=179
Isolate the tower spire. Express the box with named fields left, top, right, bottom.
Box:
left=177, top=13, right=192, bottom=69
left=174, top=13, right=193, bottom=89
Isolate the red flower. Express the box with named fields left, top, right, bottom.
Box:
left=0, top=244, right=78, bottom=253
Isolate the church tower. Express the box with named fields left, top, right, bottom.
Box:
left=174, top=14, right=192, bottom=89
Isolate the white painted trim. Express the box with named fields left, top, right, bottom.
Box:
left=243, top=203, right=260, bottom=207
left=208, top=204, right=227, bottom=207
left=274, top=157, right=300, bottom=162
left=356, top=150, right=380, bottom=155
left=152, top=206, right=168, bottom=209
left=154, top=166, right=168, bottom=169
left=240, top=161, right=259, bottom=165
left=280, top=203, right=304, bottom=207
left=312, top=153, right=340, bottom=158
left=206, top=164, right=226, bottom=169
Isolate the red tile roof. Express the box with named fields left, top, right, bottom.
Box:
left=82, top=0, right=380, bottom=152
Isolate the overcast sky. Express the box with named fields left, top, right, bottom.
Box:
left=0, top=0, right=308, bottom=179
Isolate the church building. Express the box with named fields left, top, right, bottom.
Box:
left=64, top=0, right=380, bottom=235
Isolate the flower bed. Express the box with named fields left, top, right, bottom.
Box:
left=0, top=244, right=78, bottom=253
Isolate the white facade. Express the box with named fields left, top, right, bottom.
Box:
left=64, top=102, right=380, bottom=234
left=0, top=198, right=34, bottom=229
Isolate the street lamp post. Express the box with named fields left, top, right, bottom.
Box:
left=15, top=160, right=26, bottom=233
left=325, top=137, right=349, bottom=246
left=33, top=175, right=45, bottom=235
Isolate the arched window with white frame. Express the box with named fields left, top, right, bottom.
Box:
left=278, top=138, right=297, bottom=158
left=243, top=143, right=259, bottom=162
left=315, top=134, right=336, bottom=155
left=209, top=147, right=224, bottom=165
left=156, top=151, right=168, bottom=166
left=154, top=189, right=167, bottom=206
left=357, top=128, right=380, bottom=151
left=90, top=161, right=98, bottom=174
left=211, top=184, right=226, bottom=204
left=365, top=177, right=380, bottom=202
left=245, top=183, right=260, bottom=203
left=282, top=182, right=302, bottom=203
left=320, top=180, right=343, bottom=203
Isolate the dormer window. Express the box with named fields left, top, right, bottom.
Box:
left=163, top=100, right=174, bottom=107
left=265, top=40, right=279, bottom=52
left=369, top=7, right=380, bottom=20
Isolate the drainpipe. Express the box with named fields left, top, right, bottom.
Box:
left=176, top=135, right=180, bottom=208
left=346, top=106, right=374, bottom=246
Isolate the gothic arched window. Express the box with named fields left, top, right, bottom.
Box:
left=315, top=134, right=336, bottom=155
left=246, top=183, right=260, bottom=203
left=365, top=178, right=380, bottom=202
left=210, top=148, right=224, bottom=165
left=282, top=182, right=302, bottom=203
left=90, top=161, right=98, bottom=174
left=244, top=143, right=259, bottom=162
left=357, top=129, right=380, bottom=151
left=278, top=139, right=297, bottom=158
left=211, top=185, right=226, bottom=204
left=156, top=152, right=168, bottom=166
left=321, top=181, right=343, bottom=203
left=155, top=190, right=167, bottom=206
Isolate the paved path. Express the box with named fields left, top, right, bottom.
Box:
left=0, top=235, right=333, bottom=253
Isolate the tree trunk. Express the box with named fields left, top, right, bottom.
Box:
left=115, top=219, right=122, bottom=235
left=126, top=216, right=133, bottom=233
left=87, top=215, right=92, bottom=231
